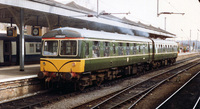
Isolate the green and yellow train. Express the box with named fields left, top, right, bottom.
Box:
left=38, top=27, right=178, bottom=90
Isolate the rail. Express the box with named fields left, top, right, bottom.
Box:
left=156, top=71, right=200, bottom=109
left=91, top=60, right=200, bottom=109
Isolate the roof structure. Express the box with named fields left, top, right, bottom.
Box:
left=0, top=0, right=175, bottom=39
left=65, top=1, right=95, bottom=13
left=64, top=1, right=175, bottom=39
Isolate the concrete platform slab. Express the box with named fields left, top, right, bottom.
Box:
left=0, top=64, right=39, bottom=83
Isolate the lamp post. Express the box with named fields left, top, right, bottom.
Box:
left=197, top=29, right=199, bottom=52
left=157, top=0, right=185, bottom=17
left=157, top=0, right=184, bottom=31
left=97, top=0, right=99, bottom=16
left=190, top=30, right=191, bottom=53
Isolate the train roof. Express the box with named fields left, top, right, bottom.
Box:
left=43, top=27, right=152, bottom=42
left=152, top=38, right=177, bottom=45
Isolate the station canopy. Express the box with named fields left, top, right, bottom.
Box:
left=0, top=0, right=175, bottom=39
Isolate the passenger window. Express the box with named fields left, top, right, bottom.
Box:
left=104, top=42, right=110, bottom=56
left=118, top=43, right=123, bottom=55
left=30, top=44, right=34, bottom=53
left=85, top=43, right=89, bottom=57
left=93, top=41, right=100, bottom=57
left=143, top=44, right=145, bottom=54
left=133, top=43, right=137, bottom=54
left=126, top=43, right=130, bottom=55
left=36, top=43, right=41, bottom=52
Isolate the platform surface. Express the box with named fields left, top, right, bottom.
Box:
left=178, top=52, right=199, bottom=56
left=0, top=64, right=39, bottom=83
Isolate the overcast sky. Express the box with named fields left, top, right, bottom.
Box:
left=55, top=0, right=200, bottom=41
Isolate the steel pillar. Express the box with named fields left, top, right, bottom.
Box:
left=20, top=8, right=24, bottom=71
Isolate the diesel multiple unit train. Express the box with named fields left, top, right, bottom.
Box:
left=38, top=27, right=178, bottom=90
left=0, top=34, right=41, bottom=66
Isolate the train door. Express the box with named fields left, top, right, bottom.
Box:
left=0, top=40, right=3, bottom=64
left=4, top=41, right=12, bottom=64
left=148, top=42, right=151, bottom=61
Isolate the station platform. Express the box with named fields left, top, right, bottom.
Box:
left=0, top=64, right=40, bottom=83
left=178, top=52, right=199, bottom=56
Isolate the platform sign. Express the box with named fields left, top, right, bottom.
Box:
left=32, top=26, right=42, bottom=36
left=7, top=26, right=17, bottom=37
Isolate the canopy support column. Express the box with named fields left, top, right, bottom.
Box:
left=20, top=8, right=24, bottom=71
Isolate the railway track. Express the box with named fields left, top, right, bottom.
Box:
left=75, top=59, right=200, bottom=109
left=193, top=96, right=200, bottom=109
left=0, top=56, right=199, bottom=109
left=156, top=70, right=200, bottom=109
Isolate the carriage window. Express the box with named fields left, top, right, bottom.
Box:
left=104, top=42, right=110, bottom=56
left=126, top=43, right=130, bottom=55
left=43, top=41, right=58, bottom=56
left=139, top=45, right=141, bottom=53
left=36, top=43, right=41, bottom=52
left=93, top=41, right=100, bottom=57
left=85, top=43, right=89, bottom=57
left=29, top=44, right=34, bottom=53
left=143, top=44, right=145, bottom=54
left=60, top=40, right=77, bottom=56
left=133, top=43, right=137, bottom=54
left=118, top=43, right=123, bottom=55
left=113, top=43, right=116, bottom=54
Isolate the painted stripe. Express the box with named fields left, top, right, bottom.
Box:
left=155, top=52, right=177, bottom=55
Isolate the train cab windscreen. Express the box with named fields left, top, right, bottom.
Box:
left=43, top=41, right=58, bottom=56
left=60, top=40, right=77, bottom=56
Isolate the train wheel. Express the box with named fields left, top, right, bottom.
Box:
left=95, top=80, right=102, bottom=87
left=78, top=83, right=86, bottom=91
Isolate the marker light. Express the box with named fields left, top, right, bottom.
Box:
left=72, top=62, right=76, bottom=67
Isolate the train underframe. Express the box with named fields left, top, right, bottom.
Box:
left=38, top=58, right=176, bottom=91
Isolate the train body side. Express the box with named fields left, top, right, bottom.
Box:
left=152, top=39, right=178, bottom=63
left=0, top=34, right=42, bottom=66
